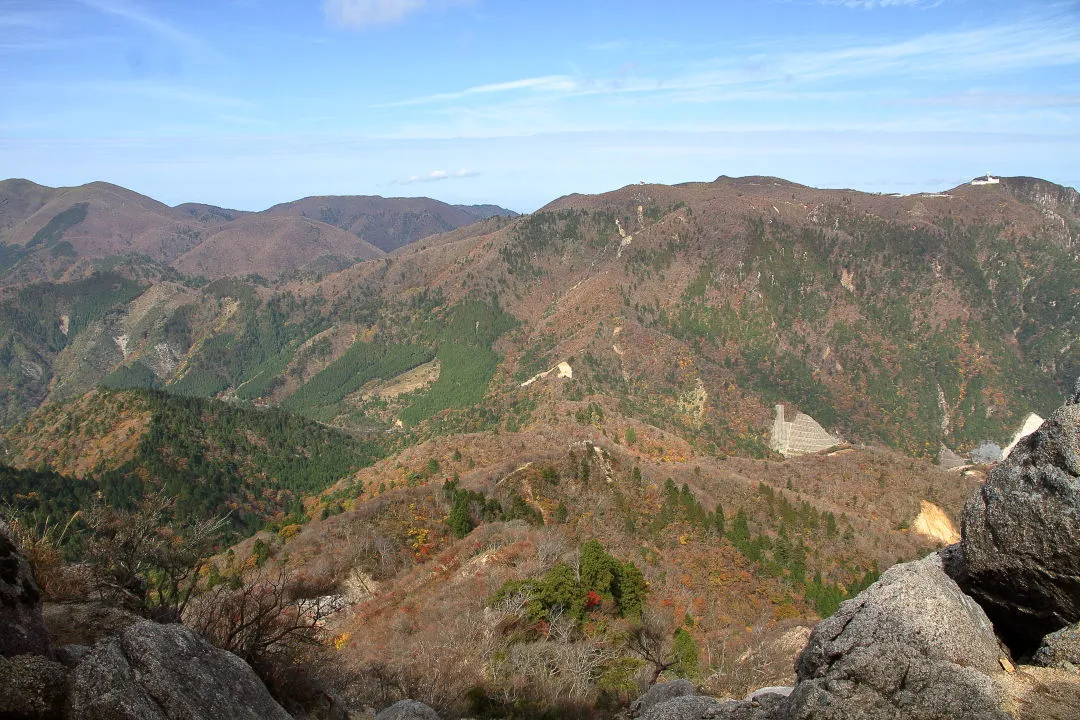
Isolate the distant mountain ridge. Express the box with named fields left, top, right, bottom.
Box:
left=0, top=179, right=517, bottom=281
left=454, top=203, right=521, bottom=221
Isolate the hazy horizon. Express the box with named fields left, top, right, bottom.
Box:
left=2, top=0, right=1079, bottom=212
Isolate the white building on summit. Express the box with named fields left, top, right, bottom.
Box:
left=971, top=173, right=1001, bottom=186
left=770, top=404, right=841, bottom=457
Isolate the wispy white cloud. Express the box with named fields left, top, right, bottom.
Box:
left=377, top=75, right=578, bottom=107
left=896, top=91, right=1080, bottom=109
left=376, top=9, right=1080, bottom=123
left=814, top=0, right=943, bottom=7
left=398, top=168, right=480, bottom=184
left=323, top=0, right=471, bottom=30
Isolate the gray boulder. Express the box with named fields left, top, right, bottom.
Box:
left=638, top=695, right=728, bottom=720
left=745, top=686, right=793, bottom=701
left=789, top=552, right=1010, bottom=719
left=956, top=399, right=1080, bottom=653
left=638, top=693, right=788, bottom=720
left=67, top=620, right=291, bottom=720
left=374, top=699, right=441, bottom=720
left=632, top=679, right=697, bottom=716
left=0, top=519, right=53, bottom=658
left=0, top=653, right=68, bottom=719
left=1033, top=621, right=1080, bottom=671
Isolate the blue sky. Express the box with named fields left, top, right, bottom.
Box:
left=1, top=0, right=1079, bottom=211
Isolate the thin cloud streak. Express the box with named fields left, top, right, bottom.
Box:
left=376, top=75, right=578, bottom=107
left=398, top=169, right=481, bottom=184
left=378, top=11, right=1080, bottom=114
left=815, top=0, right=943, bottom=8
left=895, top=92, right=1080, bottom=109
left=323, top=0, right=472, bottom=30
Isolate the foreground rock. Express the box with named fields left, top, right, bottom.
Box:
left=68, top=620, right=292, bottom=720
left=631, top=678, right=696, bottom=716
left=956, top=398, right=1080, bottom=653
left=630, top=682, right=791, bottom=720
left=789, top=552, right=1009, bottom=719
left=0, top=519, right=53, bottom=658
left=374, top=699, right=442, bottom=720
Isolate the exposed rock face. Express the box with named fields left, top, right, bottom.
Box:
left=0, top=519, right=53, bottom=658
left=956, top=400, right=1080, bottom=652
left=636, top=693, right=788, bottom=720
left=67, top=620, right=291, bottom=720
left=746, top=687, right=793, bottom=701
left=0, top=653, right=68, bottom=719
left=789, top=552, right=1009, bottom=719
left=1033, top=622, right=1080, bottom=670
left=374, top=699, right=442, bottom=720
left=631, top=679, right=696, bottom=716
left=637, top=695, right=728, bottom=720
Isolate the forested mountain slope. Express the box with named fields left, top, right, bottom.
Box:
left=1, top=175, right=1076, bottom=461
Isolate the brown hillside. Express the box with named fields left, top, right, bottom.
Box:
left=3, top=388, right=151, bottom=478
left=172, top=215, right=384, bottom=280
left=173, top=202, right=250, bottom=226
left=5, top=181, right=202, bottom=261
left=292, top=173, right=1076, bottom=453
left=0, top=180, right=206, bottom=286
left=0, top=178, right=56, bottom=238
left=262, top=195, right=488, bottom=252
left=242, top=420, right=980, bottom=713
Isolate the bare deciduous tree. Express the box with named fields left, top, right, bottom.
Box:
left=184, top=567, right=331, bottom=666
left=533, top=529, right=568, bottom=571
left=626, top=607, right=677, bottom=684
left=82, top=496, right=227, bottom=620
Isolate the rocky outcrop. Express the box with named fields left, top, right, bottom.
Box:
left=0, top=521, right=294, bottom=720
left=631, top=678, right=696, bottom=716
left=0, top=519, right=53, bottom=658
left=67, top=620, right=292, bottom=720
left=374, top=699, right=442, bottom=720
left=631, top=684, right=788, bottom=720
left=954, top=398, right=1080, bottom=653
left=634, top=550, right=1078, bottom=720
left=788, top=552, right=1009, bottom=719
